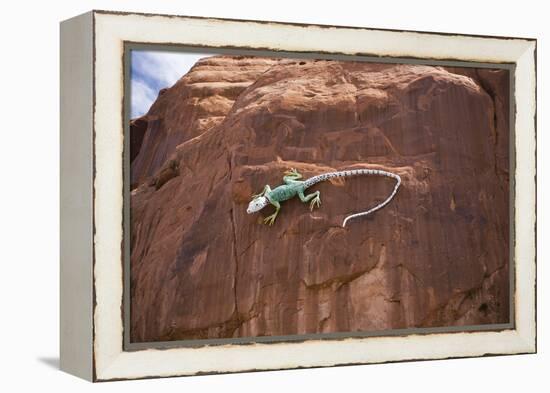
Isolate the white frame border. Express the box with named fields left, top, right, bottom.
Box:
left=92, top=11, right=536, bottom=381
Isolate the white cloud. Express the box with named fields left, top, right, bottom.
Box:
left=131, top=79, right=157, bottom=120
left=130, top=50, right=214, bottom=118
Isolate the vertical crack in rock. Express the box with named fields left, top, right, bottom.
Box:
left=482, top=84, right=501, bottom=182
left=467, top=70, right=503, bottom=186
left=227, top=151, right=242, bottom=333
left=229, top=207, right=240, bottom=315
left=341, top=65, right=360, bottom=127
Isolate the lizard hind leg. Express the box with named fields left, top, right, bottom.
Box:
left=298, top=190, right=321, bottom=211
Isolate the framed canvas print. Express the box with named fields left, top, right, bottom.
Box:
left=60, top=10, right=537, bottom=381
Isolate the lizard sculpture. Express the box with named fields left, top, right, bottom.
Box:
left=246, top=168, right=401, bottom=227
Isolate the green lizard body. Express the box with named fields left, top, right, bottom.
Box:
left=246, top=168, right=401, bottom=227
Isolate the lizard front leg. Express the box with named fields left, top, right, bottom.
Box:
left=252, top=185, right=271, bottom=199
left=263, top=200, right=281, bottom=226
left=298, top=190, right=321, bottom=211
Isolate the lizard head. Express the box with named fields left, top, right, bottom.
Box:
left=247, top=196, right=269, bottom=214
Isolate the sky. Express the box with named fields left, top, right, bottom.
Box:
left=130, top=50, right=214, bottom=118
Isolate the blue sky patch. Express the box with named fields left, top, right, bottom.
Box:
left=130, top=50, right=213, bottom=118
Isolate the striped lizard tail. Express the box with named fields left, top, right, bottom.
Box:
left=303, top=168, right=401, bottom=227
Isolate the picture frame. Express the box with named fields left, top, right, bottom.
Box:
left=60, top=10, right=537, bottom=381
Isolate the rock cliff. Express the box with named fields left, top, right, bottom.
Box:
left=129, top=56, right=510, bottom=342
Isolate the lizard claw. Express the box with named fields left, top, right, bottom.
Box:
left=284, top=168, right=301, bottom=177
left=263, top=213, right=277, bottom=226
left=310, top=196, right=321, bottom=211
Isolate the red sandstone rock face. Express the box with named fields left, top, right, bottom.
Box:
left=129, top=56, right=510, bottom=342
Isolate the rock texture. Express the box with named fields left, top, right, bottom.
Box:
left=129, top=56, right=510, bottom=342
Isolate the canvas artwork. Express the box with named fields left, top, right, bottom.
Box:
left=127, top=48, right=511, bottom=345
